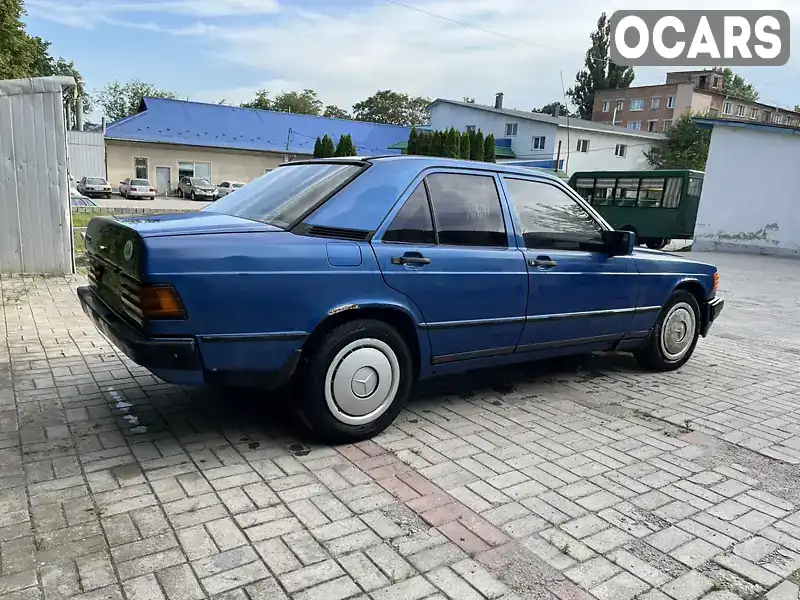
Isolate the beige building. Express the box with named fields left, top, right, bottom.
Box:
left=592, top=69, right=800, bottom=134
left=104, top=96, right=413, bottom=195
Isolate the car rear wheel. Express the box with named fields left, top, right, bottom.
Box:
left=296, top=319, right=414, bottom=443
left=190, top=191, right=196, bottom=201
left=177, top=188, right=183, bottom=198
left=646, top=238, right=670, bottom=250
left=634, top=290, right=701, bottom=371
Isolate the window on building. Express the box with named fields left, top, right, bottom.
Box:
left=465, top=125, right=476, bottom=133
left=576, top=139, right=590, bottom=153
left=628, top=121, right=642, bottom=131
left=502, top=178, right=602, bottom=251
left=663, top=120, right=673, bottom=131
left=723, top=101, right=733, bottom=115
left=531, top=136, right=546, bottom=150
left=763, top=111, right=772, bottom=122
left=651, top=97, right=661, bottom=109
left=134, top=157, right=148, bottom=180
left=616, top=100, right=624, bottom=111
left=602, top=101, right=611, bottom=112
left=736, top=105, right=746, bottom=117
left=629, top=99, right=645, bottom=111
left=772, top=113, right=781, bottom=124
left=425, top=173, right=507, bottom=247
left=647, top=120, right=658, bottom=132
left=712, top=76, right=720, bottom=88
left=667, top=96, right=676, bottom=109
left=178, top=161, right=212, bottom=181
left=505, top=123, right=518, bottom=136
left=383, top=183, right=436, bottom=245
left=749, top=108, right=760, bottom=119
left=615, top=144, right=627, bottom=157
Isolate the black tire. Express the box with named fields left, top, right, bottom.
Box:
left=646, top=238, right=669, bottom=250
left=178, top=188, right=184, bottom=198
left=105, top=194, right=111, bottom=199
left=634, top=290, right=701, bottom=371
left=296, top=319, right=414, bottom=444
left=120, top=189, right=126, bottom=198
left=190, top=191, right=196, bottom=201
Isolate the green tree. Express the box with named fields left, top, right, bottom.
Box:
left=795, top=105, right=800, bottom=113
left=97, top=79, right=178, bottom=122
left=721, top=68, right=759, bottom=101
left=459, top=131, right=471, bottom=159
left=321, top=134, right=336, bottom=158
left=407, top=127, right=419, bottom=155
left=352, top=90, right=431, bottom=126
left=240, top=89, right=271, bottom=110
left=0, top=0, right=45, bottom=79
left=334, top=134, right=356, bottom=157
left=313, top=137, right=323, bottom=158
left=430, top=131, right=445, bottom=156
left=345, top=134, right=357, bottom=156
left=443, top=128, right=460, bottom=158
left=323, top=104, right=350, bottom=119
left=272, top=89, right=323, bottom=115
left=532, top=102, right=578, bottom=118
left=644, top=113, right=710, bottom=170
left=567, top=12, right=635, bottom=120
left=417, top=130, right=431, bottom=155
left=484, top=134, right=496, bottom=162
left=471, top=130, right=485, bottom=161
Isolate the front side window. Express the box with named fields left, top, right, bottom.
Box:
left=204, top=162, right=362, bottom=229
left=574, top=178, right=594, bottom=202
left=425, top=173, right=507, bottom=247
left=383, top=184, right=435, bottom=245
left=503, top=178, right=602, bottom=251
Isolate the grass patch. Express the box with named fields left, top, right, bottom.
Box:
left=71, top=211, right=112, bottom=227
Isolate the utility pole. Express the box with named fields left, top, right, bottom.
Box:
left=555, top=140, right=562, bottom=172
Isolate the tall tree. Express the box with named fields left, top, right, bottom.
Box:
left=0, top=0, right=46, bottom=79
left=407, top=127, right=419, bottom=155
left=352, top=90, right=431, bottom=126
left=471, top=130, right=485, bottom=161
left=97, top=79, right=178, bottom=122
left=321, top=134, right=336, bottom=158
left=567, top=12, right=635, bottom=120
left=533, top=102, right=575, bottom=117
left=644, top=113, right=710, bottom=170
left=271, top=89, right=322, bottom=115
left=334, top=134, right=356, bottom=157
left=323, top=105, right=350, bottom=119
left=313, top=137, right=323, bottom=158
left=459, top=131, right=471, bottom=160
left=241, top=89, right=272, bottom=110
left=484, top=134, right=496, bottom=163
left=721, top=68, right=759, bottom=101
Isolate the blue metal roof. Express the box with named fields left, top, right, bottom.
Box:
left=104, top=97, right=415, bottom=155
left=693, top=116, right=800, bottom=137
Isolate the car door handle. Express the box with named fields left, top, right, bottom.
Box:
left=392, top=255, right=431, bottom=265
left=529, top=258, right=557, bottom=268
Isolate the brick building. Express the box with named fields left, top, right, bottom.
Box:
left=591, top=69, right=800, bottom=134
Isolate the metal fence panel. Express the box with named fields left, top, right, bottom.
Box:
left=67, top=130, right=105, bottom=181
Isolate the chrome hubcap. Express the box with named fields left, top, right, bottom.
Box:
left=324, top=338, right=400, bottom=426
left=660, top=302, right=696, bottom=361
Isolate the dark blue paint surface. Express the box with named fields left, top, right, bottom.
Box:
left=87, top=156, right=721, bottom=386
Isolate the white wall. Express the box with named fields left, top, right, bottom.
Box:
left=694, top=125, right=800, bottom=257
left=555, top=126, right=656, bottom=173
left=430, top=103, right=558, bottom=161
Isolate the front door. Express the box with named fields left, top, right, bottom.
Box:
left=372, top=171, right=527, bottom=363
left=499, top=176, right=641, bottom=352
left=156, top=167, right=171, bottom=196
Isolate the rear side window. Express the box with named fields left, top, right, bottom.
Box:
left=383, top=184, right=435, bottom=244
left=425, top=173, right=507, bottom=247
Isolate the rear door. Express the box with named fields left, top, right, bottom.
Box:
left=499, top=176, right=641, bottom=352
left=371, top=170, right=527, bottom=363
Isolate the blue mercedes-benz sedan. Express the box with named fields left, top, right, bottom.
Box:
left=78, top=156, right=724, bottom=442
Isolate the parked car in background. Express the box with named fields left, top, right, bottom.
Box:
left=216, top=181, right=246, bottom=197
left=70, top=189, right=97, bottom=207
left=77, top=176, right=112, bottom=199
left=119, top=178, right=156, bottom=200
left=77, top=156, right=724, bottom=443
left=177, top=177, right=218, bottom=201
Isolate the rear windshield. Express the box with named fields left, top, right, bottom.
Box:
left=87, top=178, right=107, bottom=184
left=131, top=179, right=150, bottom=186
left=204, top=163, right=362, bottom=229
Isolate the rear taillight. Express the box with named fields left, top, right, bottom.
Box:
left=121, top=282, right=186, bottom=323
left=713, top=272, right=719, bottom=294
left=149, top=188, right=156, bottom=192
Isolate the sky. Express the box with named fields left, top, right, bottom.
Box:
left=23, top=0, right=800, bottom=120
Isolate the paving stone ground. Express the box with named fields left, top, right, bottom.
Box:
left=2, top=251, right=800, bottom=600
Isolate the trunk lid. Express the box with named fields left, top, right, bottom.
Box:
left=111, top=212, right=281, bottom=238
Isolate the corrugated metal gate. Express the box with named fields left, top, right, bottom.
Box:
left=67, top=130, right=105, bottom=181
left=0, top=76, right=75, bottom=275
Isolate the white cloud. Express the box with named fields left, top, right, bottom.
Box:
left=30, top=0, right=800, bottom=112
left=26, top=0, right=279, bottom=20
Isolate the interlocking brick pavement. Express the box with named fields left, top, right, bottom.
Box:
left=2, top=251, right=800, bottom=600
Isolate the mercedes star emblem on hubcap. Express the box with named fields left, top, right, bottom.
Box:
left=351, top=366, right=378, bottom=398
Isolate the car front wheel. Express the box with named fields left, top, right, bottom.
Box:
left=296, top=319, right=414, bottom=443
left=634, top=290, right=701, bottom=371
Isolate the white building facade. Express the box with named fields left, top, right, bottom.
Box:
left=429, top=98, right=665, bottom=174
left=692, top=117, right=800, bottom=258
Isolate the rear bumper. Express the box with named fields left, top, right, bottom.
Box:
left=700, top=296, right=724, bottom=337
left=78, top=286, right=202, bottom=373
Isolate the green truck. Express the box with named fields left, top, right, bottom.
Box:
left=568, top=169, right=704, bottom=250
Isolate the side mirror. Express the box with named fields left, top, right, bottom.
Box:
left=602, top=230, right=636, bottom=255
